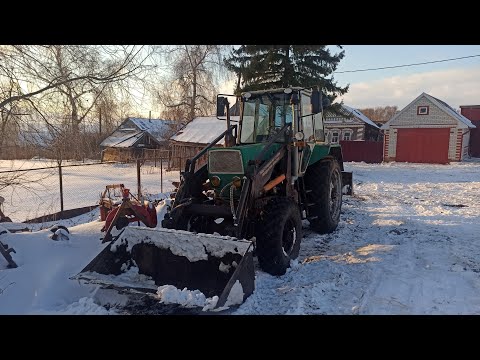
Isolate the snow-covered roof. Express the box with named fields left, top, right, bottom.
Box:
left=382, top=93, right=476, bottom=129
left=101, top=117, right=178, bottom=148
left=128, top=118, right=177, bottom=140
left=170, top=116, right=239, bottom=145
left=427, top=94, right=475, bottom=128
left=100, top=129, right=144, bottom=148
left=341, top=105, right=380, bottom=128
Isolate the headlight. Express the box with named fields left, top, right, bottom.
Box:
left=232, top=176, right=242, bottom=188
left=210, top=176, right=221, bottom=187
left=295, top=132, right=304, bottom=141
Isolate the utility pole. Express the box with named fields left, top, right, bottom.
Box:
left=99, top=107, right=102, bottom=135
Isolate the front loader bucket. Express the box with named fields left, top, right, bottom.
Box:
left=72, top=227, right=254, bottom=309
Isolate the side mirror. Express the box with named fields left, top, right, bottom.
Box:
left=216, top=96, right=227, bottom=117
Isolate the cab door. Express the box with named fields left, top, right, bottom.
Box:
left=298, top=92, right=315, bottom=175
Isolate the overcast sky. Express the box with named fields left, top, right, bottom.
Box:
left=332, top=45, right=480, bottom=110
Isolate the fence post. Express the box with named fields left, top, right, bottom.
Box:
left=154, top=149, right=157, bottom=167
left=160, top=156, right=163, bottom=193
left=59, top=162, right=64, bottom=219
left=137, top=159, right=142, bottom=200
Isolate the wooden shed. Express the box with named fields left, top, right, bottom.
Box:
left=381, top=93, right=476, bottom=164
left=100, top=117, right=178, bottom=162
left=169, top=116, right=239, bottom=170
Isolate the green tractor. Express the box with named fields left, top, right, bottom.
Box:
left=73, top=86, right=352, bottom=309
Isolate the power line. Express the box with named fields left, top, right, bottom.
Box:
left=335, top=54, right=480, bottom=73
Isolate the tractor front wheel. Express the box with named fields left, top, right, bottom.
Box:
left=255, top=198, right=303, bottom=276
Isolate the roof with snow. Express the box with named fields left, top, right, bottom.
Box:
left=427, top=94, right=475, bottom=128
left=325, top=104, right=379, bottom=128
left=170, top=116, right=239, bottom=145
left=381, top=93, right=476, bottom=129
left=341, top=105, right=380, bottom=128
left=101, top=117, right=178, bottom=148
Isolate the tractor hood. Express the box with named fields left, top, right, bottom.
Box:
left=207, top=143, right=282, bottom=193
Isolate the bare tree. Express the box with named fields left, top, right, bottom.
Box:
left=155, top=45, right=227, bottom=123
left=0, top=45, right=158, bottom=161
left=359, top=106, right=398, bottom=126
left=0, top=45, right=152, bottom=113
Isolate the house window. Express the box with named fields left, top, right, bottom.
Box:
left=331, top=131, right=340, bottom=144
left=417, top=106, right=429, bottom=115
left=343, top=131, right=352, bottom=141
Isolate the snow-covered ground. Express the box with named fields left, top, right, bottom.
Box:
left=1, top=160, right=479, bottom=314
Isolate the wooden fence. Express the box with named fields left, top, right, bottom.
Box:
left=339, top=140, right=384, bottom=163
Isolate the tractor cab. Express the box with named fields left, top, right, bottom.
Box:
left=236, top=87, right=329, bottom=146
left=215, top=87, right=331, bottom=181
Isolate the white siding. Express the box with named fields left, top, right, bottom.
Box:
left=462, top=130, right=471, bottom=160
left=448, top=128, right=457, bottom=161
left=388, top=97, right=457, bottom=127
left=388, top=129, right=398, bottom=159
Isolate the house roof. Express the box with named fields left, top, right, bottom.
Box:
left=101, top=117, right=177, bottom=148
left=325, top=104, right=379, bottom=128
left=128, top=118, right=177, bottom=140
left=427, top=95, right=475, bottom=128
left=100, top=129, right=145, bottom=148
left=170, top=116, right=239, bottom=145
left=341, top=105, right=380, bottom=128
left=381, top=93, right=476, bottom=129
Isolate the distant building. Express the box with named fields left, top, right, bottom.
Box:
left=169, top=116, right=239, bottom=170
left=324, top=105, right=381, bottom=143
left=100, top=117, right=178, bottom=162
left=459, top=105, right=480, bottom=158
left=382, top=93, right=476, bottom=164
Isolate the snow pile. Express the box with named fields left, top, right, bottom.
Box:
left=77, top=266, right=158, bottom=292
left=157, top=285, right=213, bottom=308
left=156, top=280, right=245, bottom=311
left=49, top=228, right=70, bottom=241
left=223, top=280, right=244, bottom=307
left=111, top=227, right=252, bottom=262
left=60, top=297, right=115, bottom=315
left=32, top=297, right=115, bottom=315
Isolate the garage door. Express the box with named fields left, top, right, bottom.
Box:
left=396, top=128, right=450, bottom=164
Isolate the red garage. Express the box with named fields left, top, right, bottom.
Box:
left=381, top=93, right=476, bottom=164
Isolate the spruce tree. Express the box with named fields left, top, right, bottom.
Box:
left=224, top=45, right=348, bottom=101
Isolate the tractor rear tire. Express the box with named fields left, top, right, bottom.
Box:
left=304, top=159, right=342, bottom=234
left=255, top=198, right=303, bottom=276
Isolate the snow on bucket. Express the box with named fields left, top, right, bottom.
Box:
left=72, top=227, right=254, bottom=309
